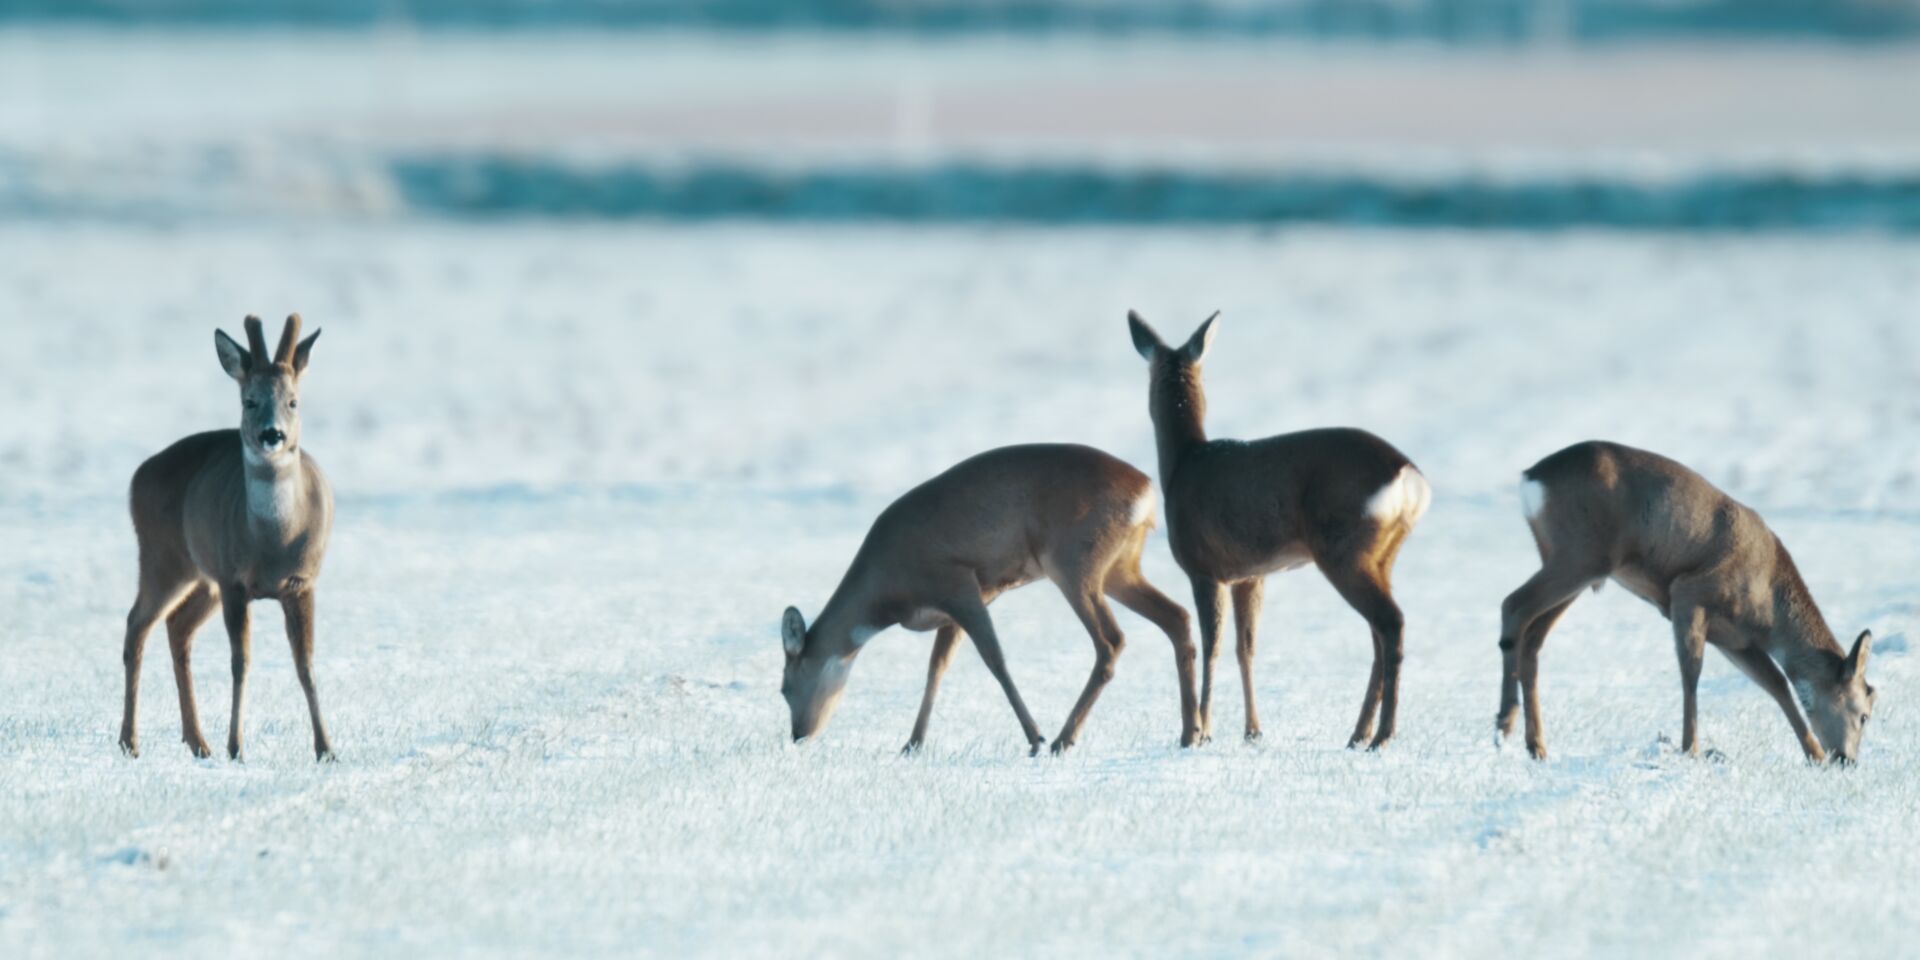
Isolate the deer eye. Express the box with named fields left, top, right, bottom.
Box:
left=289, top=400, right=298, bottom=409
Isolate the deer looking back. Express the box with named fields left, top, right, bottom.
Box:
left=1497, top=441, right=1875, bottom=763
left=1128, top=311, right=1430, bottom=749
left=118, top=315, right=336, bottom=762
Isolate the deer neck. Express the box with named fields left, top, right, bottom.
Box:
left=242, top=448, right=308, bottom=541
left=809, top=564, right=886, bottom=658
left=1770, top=569, right=1844, bottom=685
left=1150, top=369, right=1209, bottom=484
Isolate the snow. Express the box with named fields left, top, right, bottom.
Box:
left=0, top=221, right=1916, bottom=956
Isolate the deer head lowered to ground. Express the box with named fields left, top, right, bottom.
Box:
left=118, top=314, right=336, bottom=762
left=780, top=443, right=1200, bottom=755
left=1496, top=440, right=1876, bottom=763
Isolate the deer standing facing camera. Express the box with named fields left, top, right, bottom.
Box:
left=118, top=315, right=335, bottom=762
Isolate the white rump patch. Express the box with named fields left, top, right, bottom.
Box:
left=1365, top=466, right=1432, bottom=527
left=1519, top=478, right=1547, bottom=521
left=1127, top=488, right=1157, bottom=528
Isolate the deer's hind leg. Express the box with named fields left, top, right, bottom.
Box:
left=1500, top=560, right=1605, bottom=760
left=1316, top=519, right=1412, bottom=751
left=120, top=574, right=197, bottom=757
left=165, top=581, right=220, bottom=759
left=1105, top=546, right=1199, bottom=748
left=1498, top=531, right=1572, bottom=744
left=1499, top=598, right=1573, bottom=743
left=1320, top=561, right=1405, bottom=751
left=1049, top=538, right=1137, bottom=755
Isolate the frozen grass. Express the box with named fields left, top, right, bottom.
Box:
left=0, top=224, right=1916, bottom=956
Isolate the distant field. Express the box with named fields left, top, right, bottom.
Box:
left=1, top=223, right=1914, bottom=956
left=6, top=33, right=1920, bottom=225
left=2, top=0, right=1916, bottom=41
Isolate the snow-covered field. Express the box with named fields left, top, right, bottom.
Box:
left=1, top=222, right=1916, bottom=956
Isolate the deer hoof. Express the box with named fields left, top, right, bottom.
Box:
left=316, top=746, right=338, bottom=763
left=1244, top=728, right=1263, bottom=743
left=1527, top=742, right=1548, bottom=761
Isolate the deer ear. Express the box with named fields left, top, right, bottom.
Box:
left=1846, top=630, right=1873, bottom=680
left=1180, top=311, right=1220, bottom=363
left=1127, top=310, right=1165, bottom=361
left=215, top=330, right=250, bottom=381
left=292, top=328, right=322, bottom=374
left=782, top=607, right=808, bottom=657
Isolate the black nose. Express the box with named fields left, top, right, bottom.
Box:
left=259, top=428, right=287, bottom=447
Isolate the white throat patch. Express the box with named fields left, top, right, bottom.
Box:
left=244, top=448, right=302, bottom=525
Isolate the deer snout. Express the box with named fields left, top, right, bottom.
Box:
left=258, top=427, right=288, bottom=451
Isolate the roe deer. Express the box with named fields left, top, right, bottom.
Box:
left=118, top=315, right=335, bottom=762
left=780, top=444, right=1199, bottom=755
left=1497, top=440, right=1876, bottom=763
left=1128, top=311, right=1430, bottom=749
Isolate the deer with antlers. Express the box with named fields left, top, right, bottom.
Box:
left=117, top=315, right=335, bottom=762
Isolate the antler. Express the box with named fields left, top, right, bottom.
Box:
left=243, top=315, right=270, bottom=366
left=275, top=313, right=303, bottom=365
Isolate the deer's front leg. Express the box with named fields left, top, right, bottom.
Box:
left=1723, top=644, right=1825, bottom=763
left=939, top=593, right=1044, bottom=755
left=166, top=584, right=221, bottom=759
left=903, top=625, right=964, bottom=754
left=282, top=587, right=335, bottom=762
left=1190, top=578, right=1228, bottom=744
left=1669, top=599, right=1709, bottom=758
left=222, top=586, right=252, bottom=761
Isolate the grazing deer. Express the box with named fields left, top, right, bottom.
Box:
left=1127, top=311, right=1429, bottom=750
left=1497, top=440, right=1876, bottom=763
left=117, top=315, right=335, bottom=762
left=780, top=444, right=1199, bottom=755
